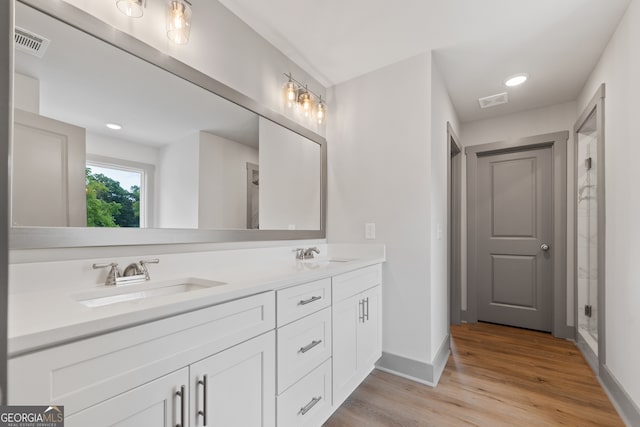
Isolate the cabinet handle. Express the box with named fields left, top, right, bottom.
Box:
left=299, top=396, right=322, bottom=416
left=299, top=339, right=322, bottom=354
left=176, top=385, right=185, bottom=427
left=298, top=295, right=321, bottom=305
left=198, top=375, right=208, bottom=426
left=365, top=297, right=370, bottom=321
left=359, top=299, right=364, bottom=323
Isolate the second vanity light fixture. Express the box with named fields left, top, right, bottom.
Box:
left=284, top=73, right=328, bottom=124
left=115, top=0, right=192, bottom=45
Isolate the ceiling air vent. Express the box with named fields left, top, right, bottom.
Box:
left=14, top=27, right=50, bottom=58
left=478, top=92, right=508, bottom=109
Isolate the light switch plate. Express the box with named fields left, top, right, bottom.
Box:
left=436, top=224, right=442, bottom=240
left=365, top=223, right=376, bottom=240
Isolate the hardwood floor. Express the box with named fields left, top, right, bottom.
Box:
left=324, top=322, right=623, bottom=427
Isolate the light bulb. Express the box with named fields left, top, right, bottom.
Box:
left=166, top=1, right=192, bottom=44
left=116, top=0, right=144, bottom=18
left=285, top=80, right=297, bottom=108
left=299, top=91, right=312, bottom=117
left=317, top=102, right=326, bottom=124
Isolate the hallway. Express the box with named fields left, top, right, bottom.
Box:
left=324, top=323, right=623, bottom=426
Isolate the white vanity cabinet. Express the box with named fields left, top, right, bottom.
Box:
left=189, top=331, right=275, bottom=427
left=332, top=265, right=382, bottom=407
left=275, top=278, right=334, bottom=427
left=65, top=368, right=189, bottom=427
left=8, top=291, right=275, bottom=426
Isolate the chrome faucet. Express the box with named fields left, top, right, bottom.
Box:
left=92, top=262, right=120, bottom=286
left=93, top=258, right=160, bottom=286
left=295, top=247, right=321, bottom=260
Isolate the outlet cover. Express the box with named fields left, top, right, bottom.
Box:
left=365, top=223, right=376, bottom=240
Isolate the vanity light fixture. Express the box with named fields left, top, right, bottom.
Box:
left=116, top=0, right=145, bottom=18
left=504, top=73, right=529, bottom=87
left=285, top=76, right=298, bottom=108
left=166, top=0, right=192, bottom=45
left=106, top=123, right=123, bottom=130
left=283, top=72, right=328, bottom=123
left=316, top=97, right=327, bottom=124
left=299, top=87, right=313, bottom=117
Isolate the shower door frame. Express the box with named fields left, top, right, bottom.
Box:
left=573, top=83, right=606, bottom=374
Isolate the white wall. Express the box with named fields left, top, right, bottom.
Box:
left=198, top=131, right=258, bottom=229
left=156, top=134, right=199, bottom=228
left=85, top=133, right=160, bottom=167
left=460, top=101, right=577, bottom=328
left=13, top=73, right=38, bottom=114
left=328, top=53, right=433, bottom=364
left=59, top=0, right=326, bottom=137
left=577, top=0, right=640, bottom=407
left=259, top=118, right=320, bottom=230
left=430, top=61, right=460, bottom=361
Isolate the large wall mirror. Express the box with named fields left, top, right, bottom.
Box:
left=11, top=0, right=326, bottom=248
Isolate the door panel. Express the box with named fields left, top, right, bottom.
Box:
left=477, top=147, right=553, bottom=332
left=66, top=368, right=188, bottom=427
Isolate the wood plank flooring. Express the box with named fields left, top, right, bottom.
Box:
left=324, top=322, right=623, bottom=427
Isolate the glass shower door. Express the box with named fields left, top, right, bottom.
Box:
left=577, top=110, right=598, bottom=355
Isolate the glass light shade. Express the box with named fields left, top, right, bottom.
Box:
left=116, top=0, right=144, bottom=18
left=285, top=80, right=297, bottom=107
left=166, top=1, right=192, bottom=45
left=299, top=91, right=312, bottom=116
left=317, top=101, right=327, bottom=124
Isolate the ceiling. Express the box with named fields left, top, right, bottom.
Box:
left=15, top=2, right=259, bottom=149
left=218, top=0, right=631, bottom=122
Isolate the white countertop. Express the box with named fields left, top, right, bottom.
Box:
left=8, top=255, right=384, bottom=357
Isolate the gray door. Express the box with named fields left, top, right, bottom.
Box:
left=476, top=146, right=553, bottom=332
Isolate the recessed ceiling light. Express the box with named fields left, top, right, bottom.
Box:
left=504, top=74, right=529, bottom=87
left=106, top=123, right=122, bottom=130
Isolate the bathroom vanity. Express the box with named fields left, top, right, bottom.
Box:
left=8, top=253, right=383, bottom=427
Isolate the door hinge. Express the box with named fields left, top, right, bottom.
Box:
left=585, top=157, right=592, bottom=170
left=585, top=305, right=592, bottom=318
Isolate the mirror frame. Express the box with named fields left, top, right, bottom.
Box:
left=10, top=0, right=327, bottom=249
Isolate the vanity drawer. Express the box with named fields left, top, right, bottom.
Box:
left=8, top=291, right=275, bottom=415
left=332, top=264, right=381, bottom=302
left=277, top=307, right=331, bottom=393
left=277, top=278, right=331, bottom=326
left=277, top=358, right=332, bottom=427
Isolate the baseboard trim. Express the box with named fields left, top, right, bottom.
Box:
left=575, top=331, right=599, bottom=375
left=599, top=365, right=640, bottom=427
left=376, top=335, right=450, bottom=387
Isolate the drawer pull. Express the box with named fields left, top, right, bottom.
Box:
left=298, top=295, right=321, bottom=306
left=176, top=385, right=185, bottom=427
left=299, top=339, right=322, bottom=354
left=299, top=396, right=322, bottom=416
left=198, top=375, right=208, bottom=426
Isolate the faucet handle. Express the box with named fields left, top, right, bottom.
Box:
left=139, top=259, right=160, bottom=280
left=93, top=262, right=121, bottom=286
left=293, top=248, right=305, bottom=260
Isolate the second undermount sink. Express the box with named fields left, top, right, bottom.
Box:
left=301, top=258, right=355, bottom=268
left=75, top=278, right=227, bottom=308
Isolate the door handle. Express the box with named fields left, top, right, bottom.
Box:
left=175, top=385, right=185, bottom=427
left=540, top=243, right=550, bottom=251
left=198, top=375, right=208, bottom=426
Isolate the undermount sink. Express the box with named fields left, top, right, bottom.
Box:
left=75, top=278, right=227, bottom=308
left=301, top=258, right=354, bottom=268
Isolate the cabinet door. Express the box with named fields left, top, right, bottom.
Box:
left=190, top=331, right=275, bottom=427
left=331, top=293, right=360, bottom=406
left=66, top=368, right=188, bottom=427
left=358, top=285, right=382, bottom=369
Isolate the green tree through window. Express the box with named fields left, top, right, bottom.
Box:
left=86, top=167, right=140, bottom=227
